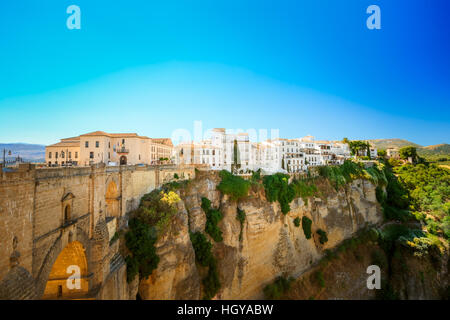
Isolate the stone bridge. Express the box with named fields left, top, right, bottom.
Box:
left=0, top=163, right=197, bottom=300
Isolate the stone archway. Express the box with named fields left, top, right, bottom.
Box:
left=35, top=227, right=91, bottom=299
left=105, top=180, right=120, bottom=218
left=42, top=241, right=89, bottom=299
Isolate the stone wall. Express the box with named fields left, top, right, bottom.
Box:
left=0, top=163, right=197, bottom=299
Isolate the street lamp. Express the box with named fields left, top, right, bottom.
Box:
left=3, top=149, right=12, bottom=165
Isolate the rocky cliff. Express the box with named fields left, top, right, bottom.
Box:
left=137, top=171, right=385, bottom=300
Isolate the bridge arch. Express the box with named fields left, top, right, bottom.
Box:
left=42, top=241, right=88, bottom=299
left=35, top=227, right=91, bottom=299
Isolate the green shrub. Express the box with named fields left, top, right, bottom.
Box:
left=293, top=217, right=300, bottom=227
left=263, top=173, right=295, bottom=214
left=125, top=218, right=160, bottom=282
left=290, top=179, right=318, bottom=204
left=236, top=208, right=246, bottom=241
left=316, top=271, right=325, bottom=288
left=202, top=261, right=221, bottom=300
left=263, top=276, right=294, bottom=300
left=383, top=205, right=413, bottom=222
left=109, top=231, right=120, bottom=245
left=217, top=170, right=250, bottom=201
left=371, top=249, right=388, bottom=269
left=201, top=197, right=223, bottom=242
left=317, top=229, right=328, bottom=244
left=251, top=169, right=262, bottom=182
left=302, top=216, right=312, bottom=239
left=136, top=189, right=180, bottom=234
left=364, top=166, right=388, bottom=186
left=189, top=231, right=221, bottom=299
left=190, top=231, right=214, bottom=266
left=318, top=160, right=364, bottom=190
left=124, top=188, right=181, bottom=283
left=375, top=186, right=387, bottom=205
left=174, top=173, right=179, bottom=179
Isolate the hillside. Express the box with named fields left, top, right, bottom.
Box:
left=367, top=139, right=422, bottom=150
left=417, top=143, right=450, bottom=156
left=0, top=143, right=45, bottom=162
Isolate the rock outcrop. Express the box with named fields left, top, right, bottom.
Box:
left=138, top=172, right=384, bottom=299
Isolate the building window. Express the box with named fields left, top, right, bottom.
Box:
left=75, top=152, right=78, bottom=158
left=96, top=141, right=99, bottom=148
left=85, top=141, right=89, bottom=148
left=122, top=139, right=125, bottom=144
left=48, top=161, right=51, bottom=166
left=108, top=142, right=110, bottom=148
left=64, top=205, right=71, bottom=222
left=90, top=152, right=94, bottom=159
left=68, top=152, right=71, bottom=159
left=61, top=151, right=65, bottom=158
left=48, top=152, right=52, bottom=159
left=139, top=154, right=141, bottom=160
left=108, top=152, right=110, bottom=159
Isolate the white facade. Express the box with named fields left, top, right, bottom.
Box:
left=174, top=130, right=370, bottom=174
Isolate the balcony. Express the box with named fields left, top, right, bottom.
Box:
left=116, top=147, right=129, bottom=154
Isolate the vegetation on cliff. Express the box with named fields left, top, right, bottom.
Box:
left=317, top=229, right=328, bottom=244
left=124, top=188, right=181, bottom=282
left=263, top=173, right=295, bottom=214
left=318, top=160, right=387, bottom=191
left=302, top=216, right=312, bottom=239
left=261, top=172, right=319, bottom=214
left=393, top=163, right=449, bottom=239
left=189, top=231, right=221, bottom=300
left=125, top=218, right=159, bottom=283
left=201, top=197, right=224, bottom=242
left=217, top=170, right=250, bottom=201
left=236, top=208, right=246, bottom=241
left=263, top=276, right=294, bottom=300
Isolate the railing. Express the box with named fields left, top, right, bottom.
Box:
left=116, top=147, right=129, bottom=154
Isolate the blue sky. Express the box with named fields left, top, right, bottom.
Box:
left=0, top=0, right=449, bottom=146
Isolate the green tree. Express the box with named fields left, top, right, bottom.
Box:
left=348, top=140, right=370, bottom=157
left=232, top=139, right=241, bottom=174
left=378, top=149, right=387, bottom=158
left=125, top=218, right=159, bottom=282
left=399, top=146, right=417, bottom=162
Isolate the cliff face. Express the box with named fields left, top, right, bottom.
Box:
left=138, top=172, right=384, bottom=300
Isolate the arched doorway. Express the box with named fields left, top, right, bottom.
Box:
left=42, top=241, right=89, bottom=300
left=120, top=156, right=127, bottom=165
left=105, top=180, right=120, bottom=218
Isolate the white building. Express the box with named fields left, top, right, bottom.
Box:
left=173, top=129, right=367, bottom=174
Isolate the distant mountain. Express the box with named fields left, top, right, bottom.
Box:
left=367, top=139, right=449, bottom=157
left=0, top=143, right=46, bottom=162
left=417, top=144, right=450, bottom=156
left=367, top=139, right=422, bottom=150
